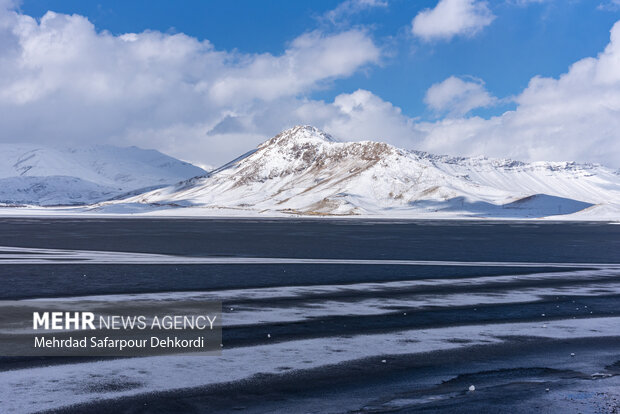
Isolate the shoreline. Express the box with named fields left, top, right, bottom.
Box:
left=0, top=207, right=618, bottom=223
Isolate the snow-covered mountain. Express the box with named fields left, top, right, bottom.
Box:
left=0, top=144, right=206, bottom=205
left=110, top=126, right=620, bottom=219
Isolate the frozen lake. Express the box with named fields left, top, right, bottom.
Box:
left=0, top=218, right=619, bottom=413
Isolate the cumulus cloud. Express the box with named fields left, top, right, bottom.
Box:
left=0, top=0, right=17, bottom=10
left=0, top=5, right=380, bottom=165
left=2, top=3, right=620, bottom=169
left=321, top=90, right=418, bottom=148
left=424, top=76, right=496, bottom=116
left=411, top=0, right=495, bottom=41
left=415, top=20, right=620, bottom=166
left=208, top=30, right=380, bottom=104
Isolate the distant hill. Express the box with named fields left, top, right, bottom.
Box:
left=0, top=144, right=206, bottom=205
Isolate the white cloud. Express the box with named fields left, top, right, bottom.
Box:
left=416, top=20, right=620, bottom=166
left=512, top=0, right=548, bottom=5
left=0, top=6, right=381, bottom=165
left=322, top=90, right=418, bottom=148
left=2, top=3, right=620, bottom=169
left=324, top=0, right=388, bottom=24
left=0, top=0, right=17, bottom=10
left=598, top=0, right=620, bottom=11
left=411, top=0, right=495, bottom=41
left=208, top=30, right=380, bottom=104
left=424, top=76, right=496, bottom=116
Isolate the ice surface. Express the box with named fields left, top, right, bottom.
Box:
left=2, top=316, right=619, bottom=413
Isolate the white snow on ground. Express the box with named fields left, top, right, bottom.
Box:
left=0, top=176, right=118, bottom=206
left=2, top=203, right=620, bottom=220
left=0, top=144, right=206, bottom=205
left=1, top=317, right=619, bottom=414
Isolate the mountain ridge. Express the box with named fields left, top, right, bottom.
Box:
left=107, top=126, right=620, bottom=219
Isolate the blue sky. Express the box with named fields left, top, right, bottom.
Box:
left=3, top=0, right=620, bottom=167
left=19, top=0, right=620, bottom=119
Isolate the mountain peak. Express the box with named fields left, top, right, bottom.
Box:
left=261, top=125, right=337, bottom=149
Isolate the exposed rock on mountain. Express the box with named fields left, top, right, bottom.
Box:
left=115, top=126, right=620, bottom=219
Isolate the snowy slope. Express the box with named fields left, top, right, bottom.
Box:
left=0, top=144, right=206, bottom=205
left=113, top=126, right=620, bottom=219
left=0, top=176, right=117, bottom=206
